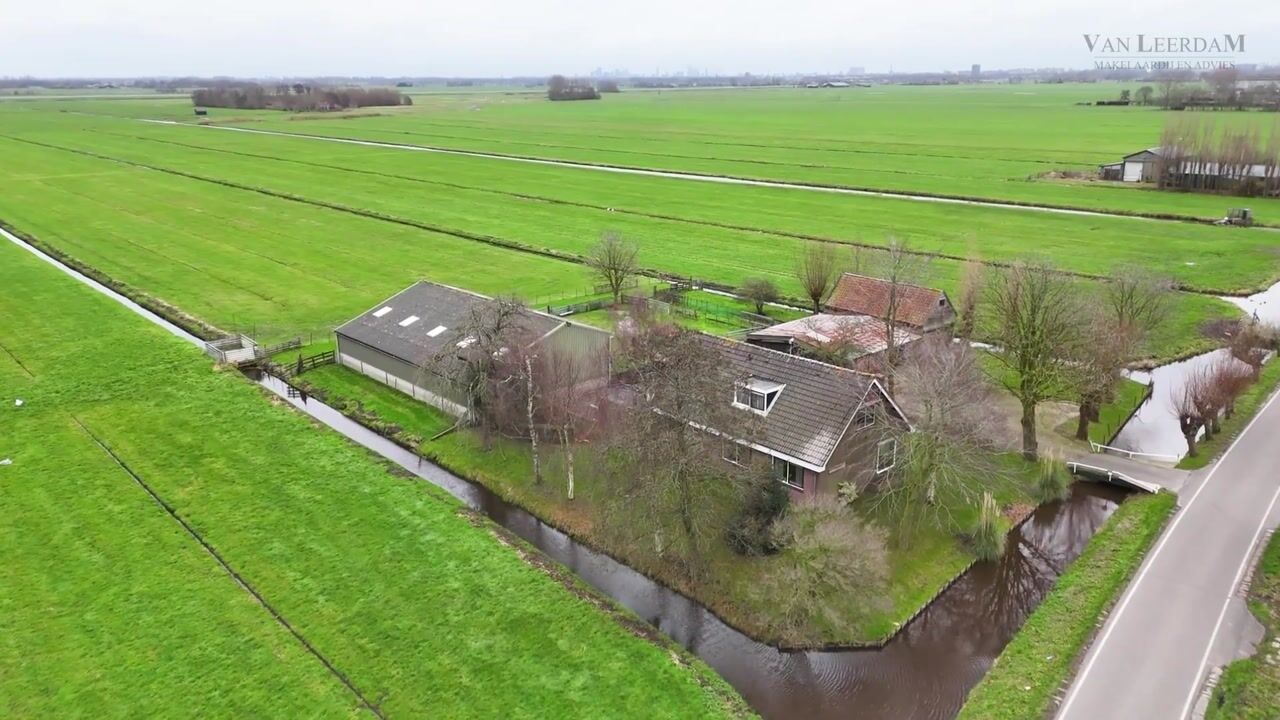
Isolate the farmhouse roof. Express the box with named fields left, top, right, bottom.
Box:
left=335, top=281, right=596, bottom=366
left=1123, top=146, right=1166, bottom=160
left=745, top=313, right=919, bottom=357
left=700, top=336, right=903, bottom=471
left=826, top=273, right=951, bottom=329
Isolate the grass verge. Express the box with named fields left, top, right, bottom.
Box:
left=956, top=490, right=1176, bottom=720
left=1207, top=531, right=1280, bottom=719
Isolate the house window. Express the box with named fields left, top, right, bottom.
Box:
left=722, top=440, right=745, bottom=466
left=772, top=457, right=804, bottom=490
left=734, top=378, right=784, bottom=415
left=853, top=412, right=874, bottom=430
left=876, top=438, right=897, bottom=474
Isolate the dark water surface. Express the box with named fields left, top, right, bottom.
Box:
left=4, top=226, right=1128, bottom=720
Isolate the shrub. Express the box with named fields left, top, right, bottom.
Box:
left=726, top=476, right=790, bottom=555
left=970, top=492, right=1006, bottom=561
left=1036, top=454, right=1072, bottom=502
left=836, top=480, right=859, bottom=507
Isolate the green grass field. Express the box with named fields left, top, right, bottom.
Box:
left=1208, top=531, right=1280, bottom=720
left=0, top=238, right=748, bottom=717
left=0, top=97, right=1251, bottom=362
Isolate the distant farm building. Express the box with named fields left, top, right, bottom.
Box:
left=825, top=273, right=956, bottom=333
left=1101, top=147, right=1279, bottom=194
left=335, top=281, right=610, bottom=416
left=1102, top=147, right=1164, bottom=183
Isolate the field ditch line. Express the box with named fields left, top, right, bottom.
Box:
left=67, top=414, right=388, bottom=719
left=167, top=120, right=1263, bottom=229
left=0, top=340, right=35, bottom=378
left=92, top=130, right=1172, bottom=292
left=349, top=117, right=1096, bottom=165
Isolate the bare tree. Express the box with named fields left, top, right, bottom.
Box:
left=985, top=262, right=1083, bottom=460
left=1157, top=71, right=1186, bottom=108
left=1173, top=366, right=1212, bottom=457
left=796, top=242, right=839, bottom=313
left=868, top=237, right=931, bottom=392
left=1211, top=357, right=1255, bottom=421
left=1071, top=302, right=1139, bottom=441
left=1209, top=66, right=1240, bottom=106
left=538, top=346, right=608, bottom=500
left=740, top=277, right=779, bottom=315
left=587, top=231, right=639, bottom=304
left=955, top=258, right=985, bottom=340
left=1104, top=266, right=1171, bottom=352
left=878, top=337, right=1004, bottom=543
left=1135, top=86, right=1154, bottom=106
left=417, top=297, right=529, bottom=444
left=603, top=323, right=758, bottom=579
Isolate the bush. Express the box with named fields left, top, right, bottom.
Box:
left=970, top=492, right=1006, bottom=561
left=726, top=476, right=790, bottom=555
left=1036, top=454, right=1072, bottom=502
left=836, top=480, right=859, bottom=507
left=762, top=496, right=889, bottom=641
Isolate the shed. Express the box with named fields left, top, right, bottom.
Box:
left=1120, top=147, right=1164, bottom=183
left=825, top=273, right=955, bottom=332
left=334, top=281, right=611, bottom=416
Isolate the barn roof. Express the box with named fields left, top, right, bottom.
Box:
left=745, top=313, right=920, bottom=357
left=334, top=281, right=578, bottom=367
left=700, top=336, right=903, bottom=471
left=826, top=273, right=951, bottom=329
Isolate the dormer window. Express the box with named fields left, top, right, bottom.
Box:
left=734, top=378, right=784, bottom=415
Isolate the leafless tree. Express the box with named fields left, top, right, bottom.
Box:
left=417, top=297, right=529, bottom=445
left=740, top=277, right=779, bottom=315
left=538, top=346, right=608, bottom=500
left=869, top=237, right=931, bottom=393
left=1173, top=366, right=1212, bottom=457
left=602, top=323, right=759, bottom=580
left=587, top=231, right=639, bottom=304
left=796, top=242, right=839, bottom=313
left=1211, top=357, right=1255, bottom=421
left=1157, top=71, right=1187, bottom=108
left=761, top=496, right=889, bottom=643
left=955, top=258, right=985, bottom=340
left=985, top=262, right=1083, bottom=460
left=1071, top=302, right=1139, bottom=441
left=877, top=337, right=1004, bottom=543
left=1209, top=67, right=1240, bottom=106
left=1135, top=86, right=1154, bottom=106
left=1104, top=266, right=1171, bottom=351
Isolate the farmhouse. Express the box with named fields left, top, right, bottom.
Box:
left=703, top=336, right=910, bottom=497
left=825, top=273, right=956, bottom=332
left=335, top=281, right=610, bottom=416
left=744, top=313, right=921, bottom=372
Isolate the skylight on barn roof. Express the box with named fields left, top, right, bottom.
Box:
left=399, top=315, right=420, bottom=327
left=372, top=306, right=393, bottom=318
left=427, top=325, right=448, bottom=338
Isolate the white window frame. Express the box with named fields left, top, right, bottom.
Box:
left=854, top=411, right=874, bottom=430
left=732, top=378, right=784, bottom=416
left=722, top=440, right=745, bottom=467
left=772, top=457, right=804, bottom=491
left=875, top=438, right=897, bottom=474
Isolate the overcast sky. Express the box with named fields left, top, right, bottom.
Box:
left=1, top=0, right=1277, bottom=78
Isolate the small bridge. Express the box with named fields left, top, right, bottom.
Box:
left=1066, top=460, right=1162, bottom=494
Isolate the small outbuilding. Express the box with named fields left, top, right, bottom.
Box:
left=745, top=313, right=920, bottom=373
left=335, top=281, right=611, bottom=416
left=825, top=273, right=955, bottom=333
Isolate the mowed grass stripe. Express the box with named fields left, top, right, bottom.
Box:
left=0, top=233, right=749, bottom=718
left=0, top=135, right=593, bottom=340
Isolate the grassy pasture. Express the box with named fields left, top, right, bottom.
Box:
left=0, top=107, right=1247, bottom=362
left=212, top=84, right=1280, bottom=222
left=0, top=236, right=748, bottom=717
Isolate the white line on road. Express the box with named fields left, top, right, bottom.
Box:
left=1177, top=472, right=1280, bottom=719
left=1057, top=385, right=1280, bottom=719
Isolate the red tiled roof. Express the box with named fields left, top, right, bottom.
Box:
left=826, top=273, right=949, bottom=328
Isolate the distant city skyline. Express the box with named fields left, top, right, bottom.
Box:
left=2, top=0, right=1276, bottom=78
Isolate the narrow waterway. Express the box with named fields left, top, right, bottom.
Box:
left=4, top=224, right=1129, bottom=719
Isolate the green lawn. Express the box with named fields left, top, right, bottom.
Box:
left=957, top=490, right=1176, bottom=720
left=0, top=236, right=748, bottom=717
left=292, top=360, right=1040, bottom=646
left=1208, top=531, right=1280, bottom=720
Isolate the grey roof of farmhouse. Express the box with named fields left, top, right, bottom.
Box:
left=703, top=336, right=896, bottom=471
left=335, top=281, right=570, bottom=366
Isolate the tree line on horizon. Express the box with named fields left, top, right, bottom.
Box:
left=191, top=83, right=411, bottom=112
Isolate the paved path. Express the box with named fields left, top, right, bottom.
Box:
left=1057, top=387, right=1280, bottom=720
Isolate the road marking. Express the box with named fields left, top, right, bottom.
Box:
left=1057, top=385, right=1280, bottom=719
left=1177, top=476, right=1280, bottom=719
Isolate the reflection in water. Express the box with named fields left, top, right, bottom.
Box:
left=2, top=229, right=1130, bottom=720
left=1222, top=281, right=1280, bottom=326
left=255, top=371, right=1124, bottom=720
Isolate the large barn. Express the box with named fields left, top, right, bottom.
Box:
left=335, top=281, right=611, bottom=416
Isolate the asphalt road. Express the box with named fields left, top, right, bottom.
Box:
left=1057, top=388, right=1280, bottom=720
